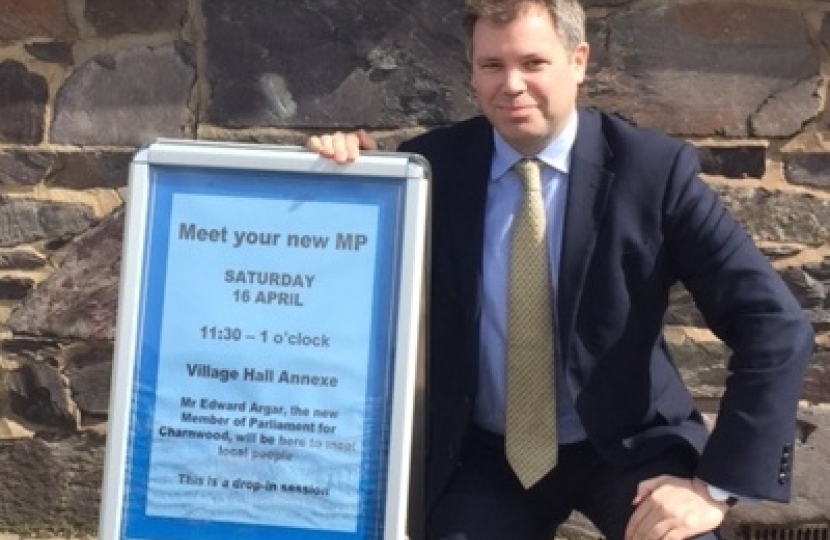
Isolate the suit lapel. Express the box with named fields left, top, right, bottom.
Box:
left=449, top=117, right=493, bottom=320
left=558, top=109, right=615, bottom=364
left=433, top=117, right=493, bottom=327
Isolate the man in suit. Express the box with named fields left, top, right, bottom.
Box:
left=307, top=1, right=814, bottom=539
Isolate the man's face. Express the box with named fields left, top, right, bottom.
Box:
left=470, top=3, right=589, bottom=156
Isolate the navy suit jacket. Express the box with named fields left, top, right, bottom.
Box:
left=398, top=108, right=813, bottom=511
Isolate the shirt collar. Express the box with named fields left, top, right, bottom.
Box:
left=491, top=109, right=579, bottom=181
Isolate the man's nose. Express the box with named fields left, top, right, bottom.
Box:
left=503, top=69, right=526, bottom=93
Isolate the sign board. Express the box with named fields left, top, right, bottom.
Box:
left=99, top=139, right=429, bottom=540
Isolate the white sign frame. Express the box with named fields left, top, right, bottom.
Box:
left=99, top=139, right=429, bottom=540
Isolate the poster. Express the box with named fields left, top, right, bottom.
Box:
left=100, top=142, right=428, bottom=540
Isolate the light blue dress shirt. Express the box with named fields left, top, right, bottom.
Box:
left=474, top=110, right=586, bottom=444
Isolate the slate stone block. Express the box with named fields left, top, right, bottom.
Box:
left=780, top=267, right=827, bottom=310
left=0, top=250, right=47, bottom=270
left=0, top=438, right=103, bottom=532
left=698, top=146, right=766, bottom=179
left=85, top=0, right=187, bottom=36
left=6, top=209, right=123, bottom=340
left=7, top=363, right=80, bottom=430
left=24, top=41, right=74, bottom=65
left=759, top=245, right=803, bottom=260
left=802, top=351, right=829, bottom=405
left=0, top=0, right=77, bottom=44
left=69, top=362, right=112, bottom=418
left=784, top=154, right=830, bottom=190
left=0, top=151, right=54, bottom=186
left=804, top=259, right=830, bottom=282
left=717, top=188, right=830, bottom=247
left=586, top=3, right=820, bottom=137
left=0, top=277, right=35, bottom=301
left=0, top=61, right=48, bottom=144
left=46, top=151, right=133, bottom=189
left=0, top=199, right=95, bottom=248
left=203, top=0, right=475, bottom=128
left=51, top=44, right=194, bottom=146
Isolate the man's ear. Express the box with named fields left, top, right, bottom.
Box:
left=572, top=42, right=590, bottom=84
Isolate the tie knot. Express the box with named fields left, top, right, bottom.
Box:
left=513, top=158, right=542, bottom=192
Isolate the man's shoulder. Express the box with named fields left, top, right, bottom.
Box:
left=584, top=108, right=686, bottom=154
left=399, top=116, right=491, bottom=154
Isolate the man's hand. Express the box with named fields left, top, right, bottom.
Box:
left=625, top=476, right=728, bottom=540
left=305, top=129, right=377, bottom=164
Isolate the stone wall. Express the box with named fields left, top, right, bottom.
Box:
left=0, top=0, right=828, bottom=537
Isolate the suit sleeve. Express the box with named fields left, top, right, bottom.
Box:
left=662, top=143, right=813, bottom=502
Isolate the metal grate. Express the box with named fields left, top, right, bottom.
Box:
left=736, top=523, right=830, bottom=540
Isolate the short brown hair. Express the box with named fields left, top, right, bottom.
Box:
left=463, top=0, right=586, bottom=52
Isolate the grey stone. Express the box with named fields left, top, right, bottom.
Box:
left=0, top=277, right=34, bottom=301
left=750, top=76, right=823, bottom=138
left=65, top=341, right=114, bottom=371
left=0, top=61, right=48, bottom=144
left=804, top=259, right=830, bottom=282
left=697, top=146, right=766, bottom=180
left=716, top=188, right=830, bottom=247
left=6, top=363, right=80, bottom=430
left=43, top=234, right=75, bottom=252
left=24, top=41, right=74, bottom=65
left=204, top=0, right=475, bottom=128
left=666, top=330, right=730, bottom=398
left=780, top=267, right=827, bottom=310
left=805, top=307, right=830, bottom=333
left=6, top=209, right=123, bottom=340
left=666, top=285, right=705, bottom=328
left=0, top=250, right=47, bottom=270
left=585, top=17, right=609, bottom=78
left=759, top=245, right=803, bottom=260
left=85, top=0, right=187, bottom=36
left=0, top=0, right=77, bottom=44
left=822, top=15, right=830, bottom=51
left=46, top=151, right=133, bottom=189
left=0, top=199, right=96, bottom=248
left=69, top=362, right=112, bottom=418
left=587, top=4, right=820, bottom=137
left=0, top=151, right=54, bottom=186
left=64, top=343, right=114, bottom=420
left=784, top=153, right=830, bottom=190
left=802, top=351, right=829, bottom=405
left=0, top=337, right=62, bottom=359
left=0, top=437, right=103, bottom=532
left=51, top=44, right=194, bottom=146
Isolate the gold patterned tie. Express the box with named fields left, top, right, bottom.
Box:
left=505, top=158, right=558, bottom=489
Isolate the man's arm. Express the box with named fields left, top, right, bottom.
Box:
left=627, top=142, right=813, bottom=540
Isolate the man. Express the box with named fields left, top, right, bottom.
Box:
left=307, top=1, right=814, bottom=539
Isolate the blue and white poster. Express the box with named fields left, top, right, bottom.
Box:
left=100, top=142, right=428, bottom=540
